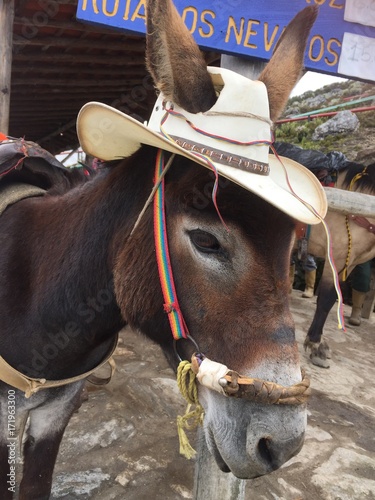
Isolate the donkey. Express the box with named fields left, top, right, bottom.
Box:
left=0, top=2, right=323, bottom=498
left=303, top=162, right=375, bottom=367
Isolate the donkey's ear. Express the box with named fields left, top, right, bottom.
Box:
left=258, top=6, right=318, bottom=121
left=146, top=0, right=217, bottom=113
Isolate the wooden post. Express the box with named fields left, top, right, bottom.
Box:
left=193, top=429, right=246, bottom=500
left=221, top=54, right=266, bottom=80
left=0, top=0, right=15, bottom=135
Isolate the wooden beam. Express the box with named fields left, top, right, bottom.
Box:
left=10, top=87, right=135, bottom=95
left=37, top=118, right=76, bottom=144
left=44, top=0, right=79, bottom=4
left=10, top=114, right=75, bottom=122
left=11, top=64, right=146, bottom=76
left=13, top=16, right=145, bottom=40
left=10, top=99, right=151, bottom=113
left=13, top=51, right=143, bottom=65
left=0, top=0, right=15, bottom=135
left=13, top=34, right=145, bottom=52
left=324, top=188, right=375, bottom=218
left=9, top=91, right=144, bottom=101
left=10, top=77, right=146, bottom=87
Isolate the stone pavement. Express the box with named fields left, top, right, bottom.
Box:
left=52, top=291, right=375, bottom=499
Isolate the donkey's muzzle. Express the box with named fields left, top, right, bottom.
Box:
left=202, top=389, right=307, bottom=479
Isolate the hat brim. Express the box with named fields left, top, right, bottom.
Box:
left=77, top=102, right=327, bottom=225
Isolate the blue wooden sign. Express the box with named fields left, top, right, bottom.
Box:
left=77, top=0, right=375, bottom=82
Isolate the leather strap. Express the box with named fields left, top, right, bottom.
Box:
left=0, top=335, right=118, bottom=398
left=295, top=221, right=308, bottom=240
left=0, top=182, right=45, bottom=216
left=350, top=214, right=375, bottom=235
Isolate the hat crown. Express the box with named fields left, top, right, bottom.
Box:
left=148, top=67, right=272, bottom=168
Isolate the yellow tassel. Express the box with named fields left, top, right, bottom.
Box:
left=342, top=268, right=348, bottom=282
left=349, top=167, right=368, bottom=191
left=177, top=414, right=197, bottom=459
left=176, top=361, right=205, bottom=459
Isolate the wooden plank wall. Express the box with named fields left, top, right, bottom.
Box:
left=0, top=0, right=15, bottom=135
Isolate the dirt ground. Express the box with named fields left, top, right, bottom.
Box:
left=51, top=291, right=375, bottom=500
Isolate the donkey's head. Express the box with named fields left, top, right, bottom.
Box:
left=140, top=0, right=320, bottom=478
left=79, top=0, right=323, bottom=480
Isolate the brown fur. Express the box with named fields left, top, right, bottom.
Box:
left=146, top=0, right=217, bottom=112
left=259, top=6, right=318, bottom=121
left=0, top=3, right=319, bottom=496
left=114, top=157, right=297, bottom=370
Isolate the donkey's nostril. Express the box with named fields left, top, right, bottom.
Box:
left=257, top=437, right=276, bottom=469
left=256, top=432, right=305, bottom=473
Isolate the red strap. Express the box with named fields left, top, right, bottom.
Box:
left=350, top=215, right=375, bottom=235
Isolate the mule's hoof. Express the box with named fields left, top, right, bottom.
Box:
left=320, top=340, right=332, bottom=359
left=310, top=345, right=330, bottom=368
left=303, top=337, right=314, bottom=351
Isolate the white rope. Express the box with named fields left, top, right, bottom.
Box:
left=129, top=153, right=176, bottom=237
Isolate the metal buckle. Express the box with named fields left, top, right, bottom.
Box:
left=173, top=335, right=201, bottom=362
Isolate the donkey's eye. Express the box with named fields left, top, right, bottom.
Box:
left=189, top=230, right=221, bottom=253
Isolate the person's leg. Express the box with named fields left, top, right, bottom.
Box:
left=302, top=254, right=317, bottom=298
left=349, top=261, right=372, bottom=326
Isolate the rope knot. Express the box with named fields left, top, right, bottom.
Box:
left=163, top=302, right=177, bottom=314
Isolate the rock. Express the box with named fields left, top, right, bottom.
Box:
left=284, top=105, right=301, bottom=117
left=311, top=448, right=375, bottom=499
left=59, top=418, right=135, bottom=458
left=323, top=88, right=342, bottom=100
left=51, top=468, right=110, bottom=498
left=115, top=471, right=131, bottom=488
left=356, top=146, right=375, bottom=165
left=170, top=484, right=193, bottom=498
left=304, top=95, right=326, bottom=109
left=312, top=110, right=360, bottom=140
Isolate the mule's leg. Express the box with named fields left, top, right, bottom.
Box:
left=19, top=382, right=85, bottom=500
left=20, top=431, right=65, bottom=500
left=0, top=385, right=29, bottom=500
left=304, top=278, right=337, bottom=368
left=0, top=388, right=12, bottom=499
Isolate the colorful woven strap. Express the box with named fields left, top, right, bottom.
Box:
left=153, top=149, right=189, bottom=340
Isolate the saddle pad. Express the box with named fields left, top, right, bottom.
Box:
left=0, top=138, right=72, bottom=191
left=0, top=182, right=45, bottom=217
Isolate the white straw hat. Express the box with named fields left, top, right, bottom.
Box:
left=77, top=67, right=327, bottom=224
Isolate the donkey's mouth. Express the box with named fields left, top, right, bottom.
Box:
left=206, top=427, right=231, bottom=473
left=203, top=404, right=307, bottom=479
left=209, top=442, right=231, bottom=473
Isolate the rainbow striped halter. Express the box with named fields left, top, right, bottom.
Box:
left=153, top=149, right=190, bottom=342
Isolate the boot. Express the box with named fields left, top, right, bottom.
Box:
left=302, top=270, right=316, bottom=298
left=289, top=264, right=295, bottom=294
left=349, top=289, right=367, bottom=326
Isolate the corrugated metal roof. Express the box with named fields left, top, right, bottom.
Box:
left=10, top=0, right=218, bottom=155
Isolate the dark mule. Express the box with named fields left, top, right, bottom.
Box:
left=305, top=162, right=375, bottom=367
left=0, top=2, right=320, bottom=498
